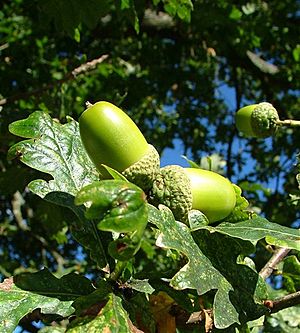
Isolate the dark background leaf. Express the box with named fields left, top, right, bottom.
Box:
left=13, top=268, right=95, bottom=301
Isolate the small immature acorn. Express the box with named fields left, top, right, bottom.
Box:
left=235, top=102, right=279, bottom=138
left=150, top=166, right=236, bottom=223
left=79, top=101, right=160, bottom=191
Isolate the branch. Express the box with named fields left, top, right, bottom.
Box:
left=264, top=291, right=300, bottom=313
left=0, top=54, right=109, bottom=106
left=259, top=247, right=291, bottom=279
left=277, top=119, right=300, bottom=127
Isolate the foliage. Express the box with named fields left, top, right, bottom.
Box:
left=0, top=0, right=300, bottom=332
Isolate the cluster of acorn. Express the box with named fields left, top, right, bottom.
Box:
left=79, top=101, right=284, bottom=225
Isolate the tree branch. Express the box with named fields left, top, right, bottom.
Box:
left=277, top=119, right=300, bottom=127
left=259, top=247, right=291, bottom=279
left=0, top=54, right=109, bottom=106
left=264, top=291, right=300, bottom=313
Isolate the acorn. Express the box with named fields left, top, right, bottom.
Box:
left=150, top=166, right=236, bottom=223
left=79, top=101, right=160, bottom=191
left=235, top=102, right=279, bottom=138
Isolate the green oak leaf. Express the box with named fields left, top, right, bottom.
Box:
left=72, top=279, right=112, bottom=316
left=67, top=293, right=132, bottom=332
left=8, top=111, right=99, bottom=197
left=198, top=217, right=300, bottom=251
left=282, top=256, right=300, bottom=292
left=0, top=275, right=74, bottom=333
left=148, top=204, right=240, bottom=329
left=192, top=229, right=268, bottom=325
left=8, top=111, right=111, bottom=269
left=39, top=327, right=66, bottom=333
left=13, top=268, right=95, bottom=301
left=75, top=180, right=148, bottom=233
left=127, top=279, right=155, bottom=294
left=75, top=180, right=148, bottom=260
left=38, top=0, right=111, bottom=36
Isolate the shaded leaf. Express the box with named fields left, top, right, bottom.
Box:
left=282, top=256, right=300, bottom=292
left=38, top=0, right=111, bottom=36
left=0, top=277, right=74, bottom=333
left=13, top=268, right=95, bottom=301
left=43, top=191, right=112, bottom=269
left=124, top=293, right=156, bottom=333
left=72, top=280, right=112, bottom=316
left=67, top=293, right=132, bottom=332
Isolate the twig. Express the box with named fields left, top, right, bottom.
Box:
left=259, top=247, right=291, bottom=279
left=0, top=54, right=109, bottom=106
left=276, top=119, right=300, bottom=127
left=264, top=291, right=300, bottom=313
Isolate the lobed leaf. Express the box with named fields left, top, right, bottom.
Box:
left=198, top=217, right=300, bottom=251
left=148, top=204, right=240, bottom=329
left=13, top=268, right=95, bottom=301
left=8, top=111, right=99, bottom=197
left=0, top=276, right=74, bottom=333
left=8, top=111, right=111, bottom=269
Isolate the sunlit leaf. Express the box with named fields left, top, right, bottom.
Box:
left=8, top=111, right=111, bottom=269
left=199, top=218, right=300, bottom=251
left=148, top=204, right=240, bottom=329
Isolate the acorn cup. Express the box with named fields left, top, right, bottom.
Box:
left=79, top=101, right=160, bottom=191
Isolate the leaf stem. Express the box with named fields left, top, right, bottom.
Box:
left=110, top=261, right=127, bottom=281
left=276, top=119, right=300, bottom=127
left=259, top=247, right=290, bottom=279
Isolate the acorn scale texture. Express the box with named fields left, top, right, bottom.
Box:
left=122, top=144, right=160, bottom=192
left=150, top=165, right=193, bottom=222
left=251, top=102, right=279, bottom=138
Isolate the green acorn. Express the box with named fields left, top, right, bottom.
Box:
left=79, top=101, right=160, bottom=191
left=235, top=102, right=279, bottom=138
left=150, top=166, right=236, bottom=223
